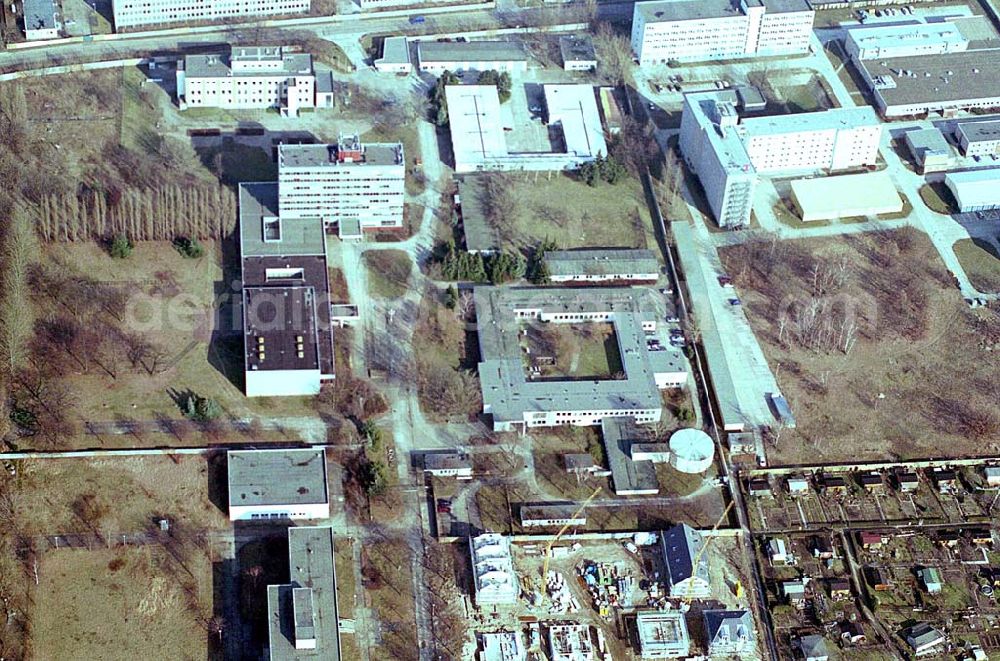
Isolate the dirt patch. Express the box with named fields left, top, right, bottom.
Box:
left=719, top=228, right=1000, bottom=464
left=954, top=238, right=1000, bottom=293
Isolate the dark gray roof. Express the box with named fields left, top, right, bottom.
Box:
left=278, top=143, right=403, bottom=168
left=905, top=623, right=944, bottom=649
left=457, top=176, right=501, bottom=253
left=185, top=48, right=312, bottom=78
left=418, top=40, right=526, bottom=63
left=602, top=417, right=659, bottom=495
left=957, top=119, right=1000, bottom=143
left=559, top=36, right=596, bottom=63
left=316, top=71, right=334, bottom=93
left=661, top=523, right=709, bottom=587
left=797, top=634, right=830, bottom=658
left=636, top=0, right=741, bottom=22
left=543, top=249, right=660, bottom=279
left=704, top=610, right=754, bottom=648
left=859, top=50, right=1000, bottom=110
left=227, top=449, right=329, bottom=508
left=761, top=0, right=811, bottom=12
left=23, top=0, right=58, bottom=31
left=239, top=183, right=326, bottom=258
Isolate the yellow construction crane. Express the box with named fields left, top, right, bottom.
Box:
left=541, top=486, right=603, bottom=580
left=683, top=500, right=735, bottom=605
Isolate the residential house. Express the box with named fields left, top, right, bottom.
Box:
left=661, top=524, right=711, bottom=598
left=748, top=479, right=772, bottom=497
left=827, top=578, right=851, bottom=600
left=782, top=579, right=807, bottom=605
left=841, top=621, right=866, bottom=645
left=859, top=472, right=884, bottom=491
left=859, top=531, right=886, bottom=550
left=985, top=466, right=1000, bottom=487
left=703, top=610, right=755, bottom=656
left=769, top=539, right=790, bottom=565
left=787, top=476, right=811, bottom=495
left=904, top=623, right=946, bottom=656
left=919, top=567, right=942, bottom=594
left=898, top=472, right=920, bottom=492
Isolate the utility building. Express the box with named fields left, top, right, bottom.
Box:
left=946, top=169, right=1000, bottom=212
left=112, top=0, right=309, bottom=30
left=630, top=0, right=814, bottom=66
left=904, top=128, right=954, bottom=173
left=22, top=0, right=61, bottom=40
left=417, top=41, right=528, bottom=74
left=543, top=249, right=660, bottom=284
left=227, top=449, right=330, bottom=521
left=177, top=47, right=334, bottom=117
left=278, top=136, right=405, bottom=235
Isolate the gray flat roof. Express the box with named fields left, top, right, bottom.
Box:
left=316, top=71, right=334, bottom=93
left=239, top=183, right=326, bottom=258
left=418, top=40, right=527, bottom=63
left=185, top=49, right=313, bottom=78
left=227, top=449, right=329, bottom=509
left=268, top=526, right=341, bottom=661
left=559, top=35, right=596, bottom=63
left=475, top=286, right=671, bottom=426
left=858, top=50, right=1000, bottom=109
left=379, top=36, right=411, bottom=64
left=905, top=128, right=951, bottom=152
left=957, top=119, right=1000, bottom=143
left=636, top=0, right=742, bottom=23
left=544, top=249, right=660, bottom=279
left=740, top=106, right=879, bottom=136
left=761, top=0, right=811, bottom=12
left=23, top=0, right=58, bottom=31
left=602, top=417, right=659, bottom=495
left=278, top=143, right=403, bottom=168
left=521, top=503, right=585, bottom=521
left=457, top=176, right=501, bottom=253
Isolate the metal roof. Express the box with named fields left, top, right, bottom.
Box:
left=601, top=417, right=659, bottom=495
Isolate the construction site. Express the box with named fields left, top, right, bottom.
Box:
left=470, top=528, right=759, bottom=660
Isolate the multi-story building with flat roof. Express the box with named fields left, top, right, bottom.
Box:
left=177, top=47, right=333, bottom=116
left=956, top=120, right=1000, bottom=157
left=844, top=21, right=968, bottom=60
left=227, top=449, right=330, bottom=521
left=112, top=0, right=309, bottom=30
left=278, top=135, right=405, bottom=235
left=631, top=0, right=814, bottom=66
left=680, top=90, right=882, bottom=228
left=266, top=526, right=341, bottom=660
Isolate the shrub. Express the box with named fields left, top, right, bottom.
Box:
left=183, top=394, right=222, bottom=422
left=173, top=236, right=205, bottom=259
left=109, top=234, right=133, bottom=259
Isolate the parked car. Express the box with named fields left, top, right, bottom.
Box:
left=728, top=298, right=742, bottom=306
left=666, top=315, right=680, bottom=323
left=409, top=15, right=425, bottom=23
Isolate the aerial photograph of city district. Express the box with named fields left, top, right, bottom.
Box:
left=0, top=0, right=998, bottom=658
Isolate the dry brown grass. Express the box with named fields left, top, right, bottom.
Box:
left=719, top=228, right=1000, bottom=464
left=30, top=545, right=212, bottom=661
left=361, top=535, right=418, bottom=661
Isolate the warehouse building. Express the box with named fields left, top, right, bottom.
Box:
left=636, top=610, right=690, bottom=658
left=22, top=0, right=61, bottom=40
left=956, top=120, right=1000, bottom=157
left=374, top=36, right=412, bottom=74
left=227, top=449, right=330, bottom=521
left=177, top=47, right=334, bottom=117
left=543, top=249, right=660, bottom=284
left=854, top=50, right=1000, bottom=118
left=475, top=286, right=686, bottom=432
left=790, top=171, right=902, bottom=221
left=945, top=169, right=1000, bottom=212
left=417, top=41, right=527, bottom=74
left=844, top=21, right=968, bottom=60
left=112, top=0, right=309, bottom=30
left=680, top=91, right=882, bottom=228
left=446, top=84, right=607, bottom=173
left=904, top=128, right=954, bottom=173
left=520, top=503, right=587, bottom=528
left=238, top=183, right=334, bottom=397
left=267, top=526, right=341, bottom=660
left=470, top=534, right=519, bottom=606
left=278, top=136, right=405, bottom=234
left=630, top=0, right=814, bottom=66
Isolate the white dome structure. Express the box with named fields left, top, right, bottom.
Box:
left=669, top=428, right=715, bottom=474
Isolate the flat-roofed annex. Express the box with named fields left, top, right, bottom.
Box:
left=227, top=448, right=330, bottom=508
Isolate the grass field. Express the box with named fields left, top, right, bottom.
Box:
left=363, top=249, right=413, bottom=299
left=919, top=182, right=957, bottom=215
left=720, top=228, right=1000, bottom=464
left=493, top=173, right=656, bottom=252
left=954, top=238, right=1000, bottom=293
left=521, top=322, right=622, bottom=380
left=31, top=546, right=212, bottom=661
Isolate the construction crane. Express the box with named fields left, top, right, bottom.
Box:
left=682, top=499, right=735, bottom=605
left=541, top=486, right=603, bottom=580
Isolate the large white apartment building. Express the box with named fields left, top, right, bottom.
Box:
left=178, top=47, right=334, bottom=117
left=680, top=90, right=882, bottom=228
left=112, top=0, right=309, bottom=30
left=631, top=0, right=814, bottom=66
left=278, top=135, right=405, bottom=235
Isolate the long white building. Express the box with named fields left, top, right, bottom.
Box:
left=945, top=169, right=1000, bottom=213
left=631, top=0, right=814, bottom=66
left=227, top=449, right=330, bottom=521
left=679, top=90, right=882, bottom=228
left=112, top=0, right=309, bottom=30
left=178, top=47, right=334, bottom=116
left=844, top=21, right=968, bottom=60
left=278, top=136, right=405, bottom=235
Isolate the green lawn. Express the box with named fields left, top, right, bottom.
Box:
left=363, top=249, right=412, bottom=299
left=954, top=238, right=1000, bottom=293
left=919, top=182, right=956, bottom=215
left=496, top=173, right=656, bottom=251
left=521, top=322, right=623, bottom=380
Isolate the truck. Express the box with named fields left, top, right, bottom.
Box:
left=409, top=15, right=425, bottom=24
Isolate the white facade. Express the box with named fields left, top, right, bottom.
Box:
left=244, top=368, right=321, bottom=398
left=374, top=36, right=412, bottom=74
left=112, top=0, right=309, bottom=29
left=227, top=449, right=330, bottom=522
left=844, top=21, right=968, bottom=60
left=946, top=169, right=1000, bottom=212
left=631, top=0, right=814, bottom=66
left=230, top=498, right=329, bottom=521
left=179, top=48, right=320, bottom=116
left=278, top=138, right=405, bottom=230
left=957, top=121, right=1000, bottom=157
left=417, top=41, right=527, bottom=74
